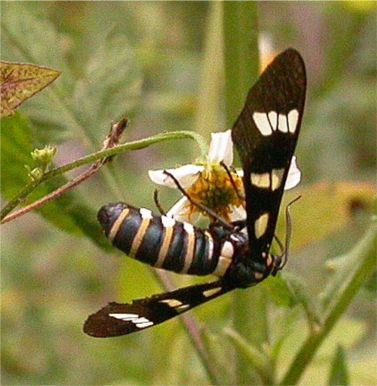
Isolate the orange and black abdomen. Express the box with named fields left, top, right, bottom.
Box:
left=98, top=202, right=235, bottom=277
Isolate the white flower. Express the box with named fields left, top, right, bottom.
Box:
left=149, top=130, right=300, bottom=223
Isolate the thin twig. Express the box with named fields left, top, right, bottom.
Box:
left=1, top=118, right=128, bottom=224
left=1, top=162, right=101, bottom=224
left=1, top=129, right=207, bottom=221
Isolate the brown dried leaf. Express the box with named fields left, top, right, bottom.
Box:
left=0, top=61, right=60, bottom=118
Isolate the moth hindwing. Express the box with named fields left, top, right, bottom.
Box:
left=84, top=280, right=232, bottom=337
left=231, top=48, right=306, bottom=264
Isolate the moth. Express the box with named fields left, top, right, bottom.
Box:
left=84, top=48, right=306, bottom=337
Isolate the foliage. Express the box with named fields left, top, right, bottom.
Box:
left=1, top=2, right=376, bottom=386
left=0, top=61, right=60, bottom=118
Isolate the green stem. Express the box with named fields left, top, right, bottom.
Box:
left=223, top=2, right=260, bottom=128
left=223, top=2, right=262, bottom=385
left=1, top=130, right=207, bottom=221
left=195, top=2, right=224, bottom=139
left=280, top=223, right=377, bottom=385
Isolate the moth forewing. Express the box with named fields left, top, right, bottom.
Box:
left=231, top=48, right=306, bottom=261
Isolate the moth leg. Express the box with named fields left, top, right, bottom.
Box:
left=220, top=161, right=245, bottom=201
left=153, top=189, right=167, bottom=216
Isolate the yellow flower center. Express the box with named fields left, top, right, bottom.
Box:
left=185, top=165, right=244, bottom=223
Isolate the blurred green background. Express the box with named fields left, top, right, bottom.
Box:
left=1, top=2, right=376, bottom=385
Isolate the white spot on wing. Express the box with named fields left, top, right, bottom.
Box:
left=176, top=304, right=190, bottom=313
left=271, top=168, right=285, bottom=191
left=160, top=299, right=189, bottom=313
left=136, top=321, right=154, bottom=328
left=254, top=212, right=269, bottom=239
left=253, top=110, right=298, bottom=136
left=253, top=112, right=273, bottom=136
left=278, top=114, right=289, bottom=133
left=109, top=313, right=154, bottom=328
left=250, top=172, right=270, bottom=189
left=268, top=111, right=278, bottom=131
left=203, top=287, right=222, bottom=298
left=109, top=313, right=138, bottom=320
left=161, top=215, right=175, bottom=228
left=133, top=317, right=150, bottom=324
left=288, top=109, right=299, bottom=133
left=159, top=299, right=183, bottom=308
left=140, top=208, right=153, bottom=219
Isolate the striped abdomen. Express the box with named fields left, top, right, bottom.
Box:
left=98, top=202, right=235, bottom=277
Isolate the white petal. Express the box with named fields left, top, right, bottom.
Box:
left=208, top=130, right=233, bottom=165
left=229, top=205, right=247, bottom=222
left=167, top=197, right=190, bottom=221
left=148, top=164, right=204, bottom=189
left=284, top=156, right=301, bottom=190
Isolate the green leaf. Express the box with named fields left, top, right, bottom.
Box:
left=1, top=6, right=142, bottom=148
left=1, top=5, right=75, bottom=140
left=0, top=61, right=60, bottom=118
left=320, top=221, right=377, bottom=310
left=328, top=345, right=349, bottom=386
left=1, top=114, right=110, bottom=251
left=281, top=224, right=377, bottom=385
left=264, top=274, right=297, bottom=308
left=1, top=114, right=33, bottom=198
left=224, top=327, right=274, bottom=385
left=72, top=33, right=142, bottom=148
left=269, top=308, right=301, bottom=364
left=264, top=273, right=321, bottom=332
left=283, top=272, right=322, bottom=330
left=201, top=329, right=232, bottom=384
left=275, top=318, right=366, bottom=385
left=2, top=4, right=141, bottom=241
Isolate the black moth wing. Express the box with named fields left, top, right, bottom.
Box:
left=231, top=48, right=306, bottom=262
left=84, top=280, right=233, bottom=337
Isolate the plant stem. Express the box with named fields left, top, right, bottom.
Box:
left=223, top=2, right=262, bottom=384
left=1, top=130, right=207, bottom=222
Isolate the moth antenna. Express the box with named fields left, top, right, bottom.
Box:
left=273, top=234, right=285, bottom=256
left=278, top=195, right=301, bottom=270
